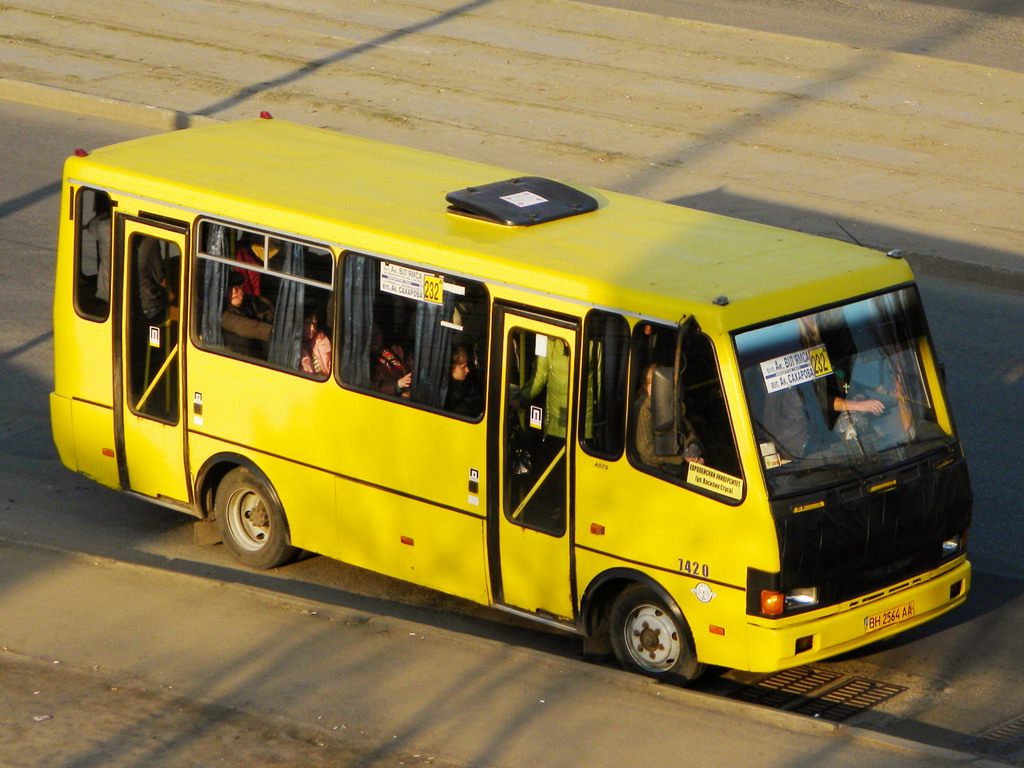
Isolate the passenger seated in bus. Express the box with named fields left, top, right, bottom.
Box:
left=635, top=363, right=703, bottom=471
left=373, top=342, right=413, bottom=397
left=234, top=236, right=281, bottom=296
left=222, top=271, right=274, bottom=357
left=445, top=346, right=483, bottom=416
left=300, top=313, right=332, bottom=376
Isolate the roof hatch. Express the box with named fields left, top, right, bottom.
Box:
left=445, top=176, right=598, bottom=226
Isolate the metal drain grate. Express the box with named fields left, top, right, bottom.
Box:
left=729, top=665, right=843, bottom=709
left=789, top=678, right=907, bottom=722
left=966, top=714, right=1024, bottom=763
left=728, top=668, right=906, bottom=723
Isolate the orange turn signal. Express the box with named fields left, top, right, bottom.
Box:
left=761, top=589, right=784, bottom=616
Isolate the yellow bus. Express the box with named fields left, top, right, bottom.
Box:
left=51, top=116, right=972, bottom=682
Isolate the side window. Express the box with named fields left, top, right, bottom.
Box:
left=74, top=187, right=112, bottom=321
left=580, top=310, right=629, bottom=458
left=193, top=221, right=334, bottom=377
left=339, top=253, right=489, bottom=418
left=629, top=321, right=743, bottom=500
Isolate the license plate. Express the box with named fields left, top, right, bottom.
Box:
left=864, top=601, right=915, bottom=633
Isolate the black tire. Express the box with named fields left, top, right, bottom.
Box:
left=609, top=583, right=705, bottom=683
left=214, top=466, right=297, bottom=569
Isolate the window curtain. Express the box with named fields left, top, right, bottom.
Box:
left=411, top=289, right=457, bottom=408
left=268, top=243, right=306, bottom=368
left=341, top=253, right=377, bottom=388
left=200, top=225, right=229, bottom=346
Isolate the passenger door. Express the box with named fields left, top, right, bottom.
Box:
left=115, top=218, right=191, bottom=504
left=490, top=307, right=577, bottom=621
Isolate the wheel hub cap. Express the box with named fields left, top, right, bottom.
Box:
left=627, top=605, right=681, bottom=672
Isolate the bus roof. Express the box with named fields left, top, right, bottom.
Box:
left=69, top=117, right=913, bottom=331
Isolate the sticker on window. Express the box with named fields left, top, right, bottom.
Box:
left=686, top=463, right=744, bottom=500
left=759, top=344, right=833, bottom=393
left=760, top=441, right=783, bottom=469
left=380, top=262, right=444, bottom=304
left=529, top=405, right=543, bottom=430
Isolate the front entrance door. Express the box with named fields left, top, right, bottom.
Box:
left=115, top=218, right=190, bottom=504
left=491, top=308, right=577, bottom=621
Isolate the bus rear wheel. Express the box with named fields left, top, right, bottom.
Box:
left=609, top=584, right=704, bottom=683
left=215, top=467, right=296, bottom=570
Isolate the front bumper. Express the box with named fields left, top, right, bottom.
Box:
left=744, top=557, right=970, bottom=672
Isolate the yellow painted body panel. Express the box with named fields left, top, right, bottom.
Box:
left=185, top=345, right=488, bottom=518
left=574, top=451, right=772, bottom=596
left=185, top=342, right=491, bottom=604
left=574, top=546, right=753, bottom=667
left=49, top=396, right=119, bottom=490
left=72, top=404, right=118, bottom=482
left=334, top=477, right=490, bottom=605
left=49, top=393, right=77, bottom=472
left=188, top=432, right=337, bottom=558
left=52, top=313, right=115, bottom=410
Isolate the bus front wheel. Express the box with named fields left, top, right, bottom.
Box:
left=609, top=584, right=704, bottom=683
left=215, top=467, right=297, bottom=570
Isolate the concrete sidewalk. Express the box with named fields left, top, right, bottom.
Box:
left=0, top=539, right=994, bottom=768
left=1, top=0, right=1023, bottom=286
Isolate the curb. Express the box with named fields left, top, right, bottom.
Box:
left=905, top=250, right=1024, bottom=295
left=0, top=78, right=219, bottom=133
left=0, top=536, right=990, bottom=766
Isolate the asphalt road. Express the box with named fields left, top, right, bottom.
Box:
left=2, top=94, right=1024, bottom=763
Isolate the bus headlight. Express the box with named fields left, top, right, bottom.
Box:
left=942, top=531, right=966, bottom=557
left=785, top=587, right=818, bottom=610
left=760, top=587, right=818, bottom=616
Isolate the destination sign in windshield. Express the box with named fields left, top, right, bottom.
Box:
left=760, top=344, right=833, bottom=393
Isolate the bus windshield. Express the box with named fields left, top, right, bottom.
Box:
left=736, top=286, right=954, bottom=496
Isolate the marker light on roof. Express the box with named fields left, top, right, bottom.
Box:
left=260, top=111, right=274, bottom=119
left=74, top=149, right=89, bottom=157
